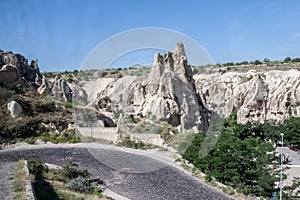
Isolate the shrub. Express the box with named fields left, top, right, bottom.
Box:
left=33, top=96, right=55, bottom=113
left=28, top=158, right=49, bottom=180
left=253, top=60, right=262, bottom=65
left=113, top=109, right=123, bottom=119
left=0, top=86, right=15, bottom=104
left=63, top=99, right=73, bottom=109
left=62, top=161, right=89, bottom=181
left=67, top=176, right=91, bottom=193
left=101, top=71, right=108, bottom=77
left=4, top=117, right=42, bottom=139
left=118, top=136, right=147, bottom=149
left=292, top=57, right=300, bottom=62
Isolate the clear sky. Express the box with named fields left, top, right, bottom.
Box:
left=1, top=0, right=300, bottom=71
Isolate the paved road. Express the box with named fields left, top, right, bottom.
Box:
left=0, top=162, right=14, bottom=200
left=0, top=144, right=233, bottom=200
left=275, top=147, right=300, bottom=187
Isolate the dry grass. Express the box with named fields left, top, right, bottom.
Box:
left=51, top=181, right=111, bottom=200
left=11, top=160, right=27, bottom=200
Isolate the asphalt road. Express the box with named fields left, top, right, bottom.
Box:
left=0, top=144, right=234, bottom=200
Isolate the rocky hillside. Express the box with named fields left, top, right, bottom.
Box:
left=84, top=43, right=210, bottom=133
left=83, top=43, right=300, bottom=130
left=195, top=69, right=300, bottom=124
left=0, top=50, right=42, bottom=90
left=0, top=50, right=83, bottom=144
left=1, top=45, right=300, bottom=140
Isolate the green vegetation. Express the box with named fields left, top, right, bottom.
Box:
left=0, top=87, right=75, bottom=144
left=36, top=129, right=81, bottom=144
left=33, top=95, right=56, bottom=113
left=278, top=117, right=300, bottom=146
left=182, top=112, right=300, bottom=198
left=10, top=160, right=27, bottom=200
left=117, top=136, right=157, bottom=150
left=27, top=159, right=107, bottom=200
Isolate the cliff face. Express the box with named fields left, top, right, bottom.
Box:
left=138, top=43, right=209, bottom=133
left=86, top=44, right=300, bottom=131
left=0, top=50, right=42, bottom=88
left=92, top=43, right=210, bottom=133
left=194, top=69, right=300, bottom=124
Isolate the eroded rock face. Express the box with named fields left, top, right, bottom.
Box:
left=194, top=69, right=300, bottom=123
left=0, top=64, right=20, bottom=85
left=51, top=75, right=73, bottom=101
left=0, top=51, right=42, bottom=88
left=139, top=43, right=209, bottom=132
left=93, top=43, right=210, bottom=133
left=37, top=76, right=51, bottom=96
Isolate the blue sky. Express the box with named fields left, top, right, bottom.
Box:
left=1, top=0, right=300, bottom=71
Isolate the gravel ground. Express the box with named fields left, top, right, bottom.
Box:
left=0, top=144, right=234, bottom=200
left=0, top=162, right=14, bottom=200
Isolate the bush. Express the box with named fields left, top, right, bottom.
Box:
left=3, top=117, right=43, bottom=140
left=62, top=99, right=73, bottom=109
left=100, top=71, right=108, bottom=78
left=28, top=159, right=49, bottom=180
left=0, top=86, right=15, bottom=104
left=33, top=96, right=55, bottom=113
left=253, top=60, right=262, bottom=65
left=67, top=176, right=92, bottom=193
left=62, top=161, right=89, bottom=181
left=118, top=136, right=147, bottom=149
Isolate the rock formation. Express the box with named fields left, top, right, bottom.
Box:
left=194, top=69, right=300, bottom=123
left=37, top=76, right=51, bottom=96
left=92, top=43, right=210, bottom=133
left=7, top=100, right=23, bottom=119
left=0, top=50, right=42, bottom=88
left=51, top=75, right=73, bottom=101
left=137, top=43, right=209, bottom=133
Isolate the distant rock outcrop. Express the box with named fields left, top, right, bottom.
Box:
left=0, top=50, right=42, bottom=88
left=51, top=75, right=73, bottom=101
left=195, top=69, right=300, bottom=123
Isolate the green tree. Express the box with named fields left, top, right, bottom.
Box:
left=279, top=117, right=300, bottom=146
left=253, top=60, right=262, bottom=65
left=183, top=113, right=279, bottom=197
left=284, top=57, right=292, bottom=62
left=292, top=57, right=300, bottom=62
left=263, top=58, right=270, bottom=63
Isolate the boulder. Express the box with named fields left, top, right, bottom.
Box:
left=7, top=100, right=23, bottom=119
left=0, top=64, right=20, bottom=85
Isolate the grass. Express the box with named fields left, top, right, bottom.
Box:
left=117, top=136, right=159, bottom=150
left=33, top=131, right=81, bottom=144
left=27, top=159, right=112, bottom=200
left=10, top=160, right=27, bottom=200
